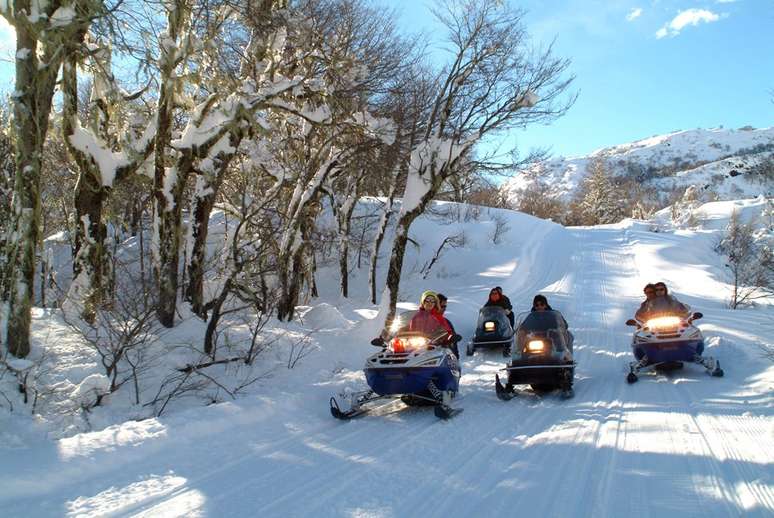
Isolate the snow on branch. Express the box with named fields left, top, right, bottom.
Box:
left=401, top=136, right=476, bottom=214
left=352, top=110, right=395, bottom=145
left=68, top=119, right=130, bottom=187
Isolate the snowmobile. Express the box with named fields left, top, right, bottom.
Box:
left=625, top=311, right=723, bottom=383
left=330, top=312, right=463, bottom=420
left=495, top=310, right=576, bottom=400
left=466, top=306, right=515, bottom=357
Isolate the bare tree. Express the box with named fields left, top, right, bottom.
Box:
left=717, top=210, right=773, bottom=308
left=377, top=0, right=575, bottom=327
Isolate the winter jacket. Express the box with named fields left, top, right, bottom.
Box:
left=409, top=308, right=453, bottom=339
left=636, top=295, right=690, bottom=320
left=484, top=294, right=513, bottom=312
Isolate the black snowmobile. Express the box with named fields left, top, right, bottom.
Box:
left=466, top=306, right=514, bottom=356
left=495, top=310, right=576, bottom=400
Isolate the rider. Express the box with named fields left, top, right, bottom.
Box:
left=652, top=282, right=690, bottom=317
left=409, top=290, right=453, bottom=339
left=437, top=293, right=459, bottom=358
left=531, top=294, right=554, bottom=311
left=485, top=286, right=514, bottom=328
left=635, top=283, right=657, bottom=321
left=527, top=294, right=573, bottom=352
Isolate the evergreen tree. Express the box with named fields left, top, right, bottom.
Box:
left=576, top=158, right=625, bottom=225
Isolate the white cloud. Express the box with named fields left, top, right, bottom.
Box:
left=655, top=8, right=721, bottom=39
left=626, top=7, right=643, bottom=22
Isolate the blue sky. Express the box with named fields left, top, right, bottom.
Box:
left=1, top=1, right=772, bottom=159
left=393, top=0, right=774, bottom=158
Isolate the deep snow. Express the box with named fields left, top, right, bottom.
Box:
left=1, top=199, right=772, bottom=517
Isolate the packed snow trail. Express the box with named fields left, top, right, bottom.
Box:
left=2, top=218, right=773, bottom=517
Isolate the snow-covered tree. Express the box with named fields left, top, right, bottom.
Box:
left=377, top=0, right=575, bottom=326
left=61, top=37, right=155, bottom=322
left=2, top=0, right=105, bottom=357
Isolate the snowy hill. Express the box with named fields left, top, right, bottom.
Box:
left=1, top=199, right=773, bottom=517
left=503, top=127, right=774, bottom=204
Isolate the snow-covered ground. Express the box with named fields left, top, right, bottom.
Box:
left=1, top=199, right=773, bottom=517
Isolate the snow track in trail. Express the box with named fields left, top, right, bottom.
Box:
left=3, top=221, right=773, bottom=518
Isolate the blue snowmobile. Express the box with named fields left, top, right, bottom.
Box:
left=625, top=309, right=723, bottom=383
left=495, top=310, right=576, bottom=399
left=466, top=306, right=515, bottom=357
left=330, top=311, right=462, bottom=420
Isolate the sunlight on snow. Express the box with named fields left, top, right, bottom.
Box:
left=353, top=308, right=379, bottom=319
left=477, top=260, right=517, bottom=278
left=65, top=475, right=191, bottom=517
left=131, top=490, right=207, bottom=518
left=58, top=419, right=168, bottom=460
left=499, top=412, right=773, bottom=467
left=346, top=506, right=395, bottom=518
left=304, top=439, right=377, bottom=465
left=692, top=475, right=774, bottom=513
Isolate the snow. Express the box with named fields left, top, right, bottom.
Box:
left=1, top=198, right=773, bottom=516
left=68, top=119, right=130, bottom=187
left=49, top=6, right=75, bottom=28
left=504, top=126, right=774, bottom=205
left=15, top=48, right=30, bottom=59
left=71, top=373, right=110, bottom=406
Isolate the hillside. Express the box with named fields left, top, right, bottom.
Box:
left=503, top=127, right=774, bottom=206
left=1, top=198, right=772, bottom=517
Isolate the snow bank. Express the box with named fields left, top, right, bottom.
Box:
left=297, top=303, right=353, bottom=330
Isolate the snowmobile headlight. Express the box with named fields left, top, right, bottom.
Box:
left=392, top=336, right=428, bottom=353
left=484, top=321, right=496, bottom=332
left=646, top=316, right=681, bottom=330
left=526, top=340, right=546, bottom=353
left=405, top=336, right=429, bottom=350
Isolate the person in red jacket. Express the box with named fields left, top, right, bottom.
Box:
left=409, top=290, right=453, bottom=340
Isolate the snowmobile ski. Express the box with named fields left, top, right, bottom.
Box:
left=495, top=374, right=516, bottom=401
left=434, top=404, right=463, bottom=419
left=330, top=397, right=368, bottom=420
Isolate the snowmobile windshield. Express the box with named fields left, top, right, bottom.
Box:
left=387, top=310, right=417, bottom=335
left=516, top=310, right=570, bottom=351
left=476, top=306, right=511, bottom=330
left=518, top=310, right=566, bottom=332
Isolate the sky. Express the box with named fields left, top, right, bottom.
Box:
left=1, top=1, right=772, bottom=159
left=392, top=0, right=774, bottom=158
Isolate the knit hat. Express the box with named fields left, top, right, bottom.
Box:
left=420, top=290, right=438, bottom=305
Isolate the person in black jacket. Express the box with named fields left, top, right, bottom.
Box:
left=437, top=293, right=459, bottom=358
left=531, top=294, right=554, bottom=311
left=485, top=286, right=514, bottom=328
left=530, top=294, right=573, bottom=351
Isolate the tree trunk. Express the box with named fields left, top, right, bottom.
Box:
left=184, top=130, right=241, bottom=316
left=153, top=161, right=191, bottom=328
left=337, top=201, right=357, bottom=298
left=5, top=24, right=62, bottom=357
left=369, top=182, right=398, bottom=304
left=204, top=277, right=232, bottom=357
left=185, top=175, right=221, bottom=317
left=380, top=192, right=434, bottom=327
left=63, top=55, right=108, bottom=322
left=277, top=246, right=305, bottom=321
